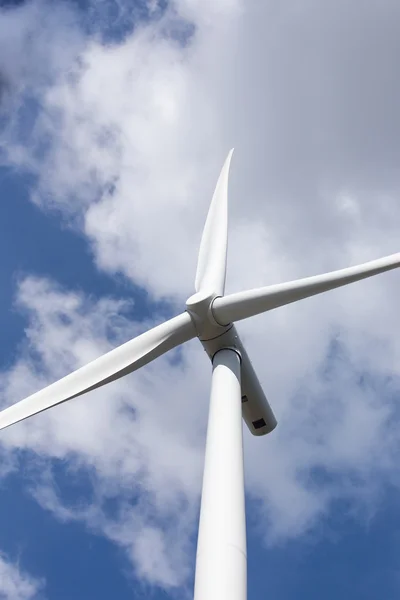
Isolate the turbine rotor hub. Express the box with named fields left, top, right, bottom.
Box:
left=186, top=290, right=229, bottom=341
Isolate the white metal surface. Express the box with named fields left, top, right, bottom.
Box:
left=0, top=312, right=195, bottom=431
left=194, top=348, right=247, bottom=600
left=194, top=149, right=234, bottom=297
left=212, top=252, right=400, bottom=325
left=199, top=324, right=277, bottom=435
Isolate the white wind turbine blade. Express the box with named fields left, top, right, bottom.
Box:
left=194, top=150, right=234, bottom=296
left=213, top=253, right=400, bottom=325
left=0, top=313, right=195, bottom=431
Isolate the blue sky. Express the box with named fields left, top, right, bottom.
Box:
left=1, top=0, right=400, bottom=599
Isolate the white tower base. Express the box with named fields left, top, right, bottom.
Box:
left=194, top=348, right=247, bottom=600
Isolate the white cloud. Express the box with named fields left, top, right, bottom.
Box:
left=0, top=277, right=207, bottom=589
left=1, top=0, right=400, bottom=593
left=0, top=554, right=43, bottom=600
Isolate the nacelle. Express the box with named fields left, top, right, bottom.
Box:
left=200, top=323, right=277, bottom=436
left=239, top=340, right=277, bottom=436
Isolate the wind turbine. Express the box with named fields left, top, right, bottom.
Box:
left=1, top=150, right=399, bottom=599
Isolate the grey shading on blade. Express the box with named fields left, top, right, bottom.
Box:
left=0, top=312, right=196, bottom=431
left=212, top=253, right=400, bottom=325
left=194, top=149, right=234, bottom=297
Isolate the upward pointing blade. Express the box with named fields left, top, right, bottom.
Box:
left=195, top=150, right=234, bottom=297
left=0, top=312, right=195, bottom=432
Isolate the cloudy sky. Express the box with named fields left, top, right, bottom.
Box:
left=0, top=0, right=400, bottom=598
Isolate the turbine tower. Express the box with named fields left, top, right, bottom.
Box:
left=1, top=151, right=399, bottom=599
